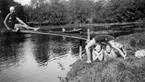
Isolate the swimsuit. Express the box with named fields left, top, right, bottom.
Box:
left=7, top=13, right=18, bottom=29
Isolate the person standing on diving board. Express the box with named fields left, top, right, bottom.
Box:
left=4, top=6, right=39, bottom=32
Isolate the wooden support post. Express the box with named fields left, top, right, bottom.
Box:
left=87, top=28, right=90, bottom=41
left=62, top=36, right=66, bottom=41
left=79, top=40, right=83, bottom=59
left=62, top=28, right=66, bottom=32
left=73, top=28, right=76, bottom=31
left=79, top=45, right=82, bottom=59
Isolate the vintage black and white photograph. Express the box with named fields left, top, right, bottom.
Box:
left=0, top=0, right=145, bottom=82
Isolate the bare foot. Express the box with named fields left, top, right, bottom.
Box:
left=34, top=27, right=40, bottom=31
left=12, top=28, right=19, bottom=32
left=86, top=60, right=92, bottom=63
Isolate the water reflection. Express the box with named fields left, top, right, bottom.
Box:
left=33, top=35, right=50, bottom=66
left=0, top=34, right=25, bottom=70
left=0, top=34, right=82, bottom=82
left=33, top=35, right=81, bottom=67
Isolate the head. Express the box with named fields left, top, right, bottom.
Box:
left=105, top=44, right=112, bottom=52
left=9, top=6, right=15, bottom=13
left=93, top=43, right=102, bottom=52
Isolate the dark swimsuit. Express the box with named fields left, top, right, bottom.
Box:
left=7, top=12, right=18, bottom=29
left=94, top=35, right=115, bottom=43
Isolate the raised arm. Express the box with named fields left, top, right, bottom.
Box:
left=3, top=13, right=11, bottom=30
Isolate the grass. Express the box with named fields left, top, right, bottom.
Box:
left=66, top=57, right=145, bottom=82
left=65, top=32, right=145, bottom=82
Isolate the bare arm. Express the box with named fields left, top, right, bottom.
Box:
left=121, top=48, right=127, bottom=57
left=3, top=13, right=11, bottom=30
left=109, top=41, right=126, bottom=59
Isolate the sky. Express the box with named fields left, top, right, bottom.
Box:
left=14, top=0, right=31, bottom=5
left=14, top=0, right=100, bottom=5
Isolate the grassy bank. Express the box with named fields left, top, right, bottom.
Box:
left=64, top=32, right=145, bottom=82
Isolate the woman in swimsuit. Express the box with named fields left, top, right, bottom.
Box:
left=4, top=6, right=39, bottom=31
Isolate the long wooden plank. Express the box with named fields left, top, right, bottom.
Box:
left=30, top=22, right=142, bottom=30
left=18, top=30, right=87, bottom=40
left=64, top=28, right=82, bottom=33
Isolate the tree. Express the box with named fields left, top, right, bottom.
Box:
left=102, top=0, right=145, bottom=22
left=48, top=2, right=67, bottom=25
left=66, top=0, right=95, bottom=24
left=30, top=0, right=46, bottom=8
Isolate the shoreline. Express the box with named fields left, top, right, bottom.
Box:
left=61, top=32, right=145, bottom=82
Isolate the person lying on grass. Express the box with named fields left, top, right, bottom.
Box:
left=4, top=6, right=39, bottom=32
left=92, top=43, right=104, bottom=61
left=104, top=44, right=117, bottom=61
left=85, top=34, right=127, bottom=63
left=92, top=42, right=127, bottom=62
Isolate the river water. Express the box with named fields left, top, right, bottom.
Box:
left=0, top=32, right=84, bottom=82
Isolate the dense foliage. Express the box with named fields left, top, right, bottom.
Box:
left=1, top=0, right=145, bottom=25
left=24, top=0, right=145, bottom=25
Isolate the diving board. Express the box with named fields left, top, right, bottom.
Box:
left=17, top=30, right=87, bottom=40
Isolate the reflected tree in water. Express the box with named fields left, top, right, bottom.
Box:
left=33, top=35, right=50, bottom=66
left=0, top=34, right=25, bottom=69
left=33, top=35, right=82, bottom=66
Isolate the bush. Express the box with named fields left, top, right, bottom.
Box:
left=130, top=39, right=136, bottom=47
left=129, top=32, right=145, bottom=49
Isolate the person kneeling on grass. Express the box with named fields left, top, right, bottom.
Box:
left=85, top=35, right=127, bottom=63
left=4, top=6, right=39, bottom=32
left=92, top=43, right=104, bottom=61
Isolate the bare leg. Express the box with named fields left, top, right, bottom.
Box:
left=14, top=24, right=24, bottom=31
left=14, top=24, right=39, bottom=31
left=24, top=25, right=39, bottom=31
left=85, top=38, right=96, bottom=63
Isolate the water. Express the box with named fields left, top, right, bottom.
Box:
left=0, top=33, right=83, bottom=82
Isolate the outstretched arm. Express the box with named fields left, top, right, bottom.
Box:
left=3, top=13, right=11, bottom=30
left=109, top=41, right=126, bottom=59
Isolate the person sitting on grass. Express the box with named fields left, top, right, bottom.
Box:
left=4, top=6, right=39, bottom=32
left=92, top=43, right=104, bottom=61
left=85, top=35, right=127, bottom=63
